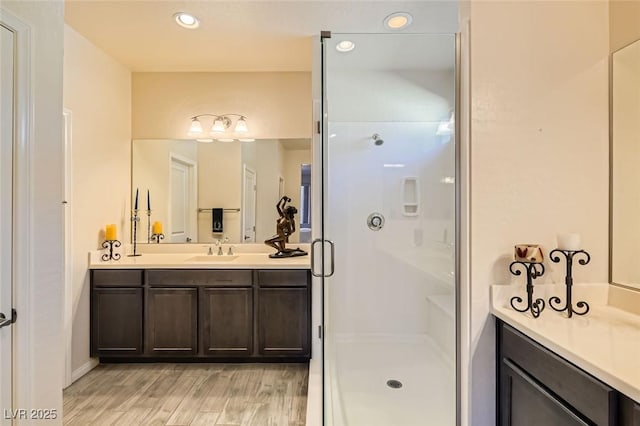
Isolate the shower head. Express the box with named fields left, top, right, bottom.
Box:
left=372, top=134, right=384, bottom=146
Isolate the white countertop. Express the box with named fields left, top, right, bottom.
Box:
left=90, top=244, right=311, bottom=269
left=491, top=283, right=640, bottom=404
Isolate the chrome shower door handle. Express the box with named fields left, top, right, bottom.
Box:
left=311, top=238, right=323, bottom=277
left=326, top=240, right=335, bottom=277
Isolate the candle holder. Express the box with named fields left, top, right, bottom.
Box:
left=129, top=209, right=142, bottom=257
left=510, top=261, right=546, bottom=318
left=548, top=249, right=590, bottom=318
left=101, top=240, right=121, bottom=261
left=146, top=209, right=152, bottom=243
left=151, top=233, right=165, bottom=244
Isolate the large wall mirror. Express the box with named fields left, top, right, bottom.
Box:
left=611, top=38, right=640, bottom=289
left=132, top=138, right=311, bottom=244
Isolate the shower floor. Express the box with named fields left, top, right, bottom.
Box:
left=328, top=334, right=455, bottom=426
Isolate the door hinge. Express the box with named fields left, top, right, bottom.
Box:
left=318, top=325, right=323, bottom=339
left=316, top=121, right=321, bottom=134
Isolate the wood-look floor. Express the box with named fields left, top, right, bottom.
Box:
left=63, top=363, right=308, bottom=426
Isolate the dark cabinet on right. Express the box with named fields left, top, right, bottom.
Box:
left=497, top=319, right=640, bottom=426
left=257, top=270, right=311, bottom=357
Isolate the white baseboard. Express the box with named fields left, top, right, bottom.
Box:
left=69, top=358, right=99, bottom=386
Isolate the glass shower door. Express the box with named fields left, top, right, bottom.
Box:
left=321, top=33, right=457, bottom=426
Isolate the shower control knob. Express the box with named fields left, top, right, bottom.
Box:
left=367, top=213, right=385, bottom=231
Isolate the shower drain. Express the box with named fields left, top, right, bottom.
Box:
left=386, top=379, right=403, bottom=389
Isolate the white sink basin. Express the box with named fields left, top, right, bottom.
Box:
left=185, top=255, right=239, bottom=262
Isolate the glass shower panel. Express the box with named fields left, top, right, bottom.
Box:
left=322, top=33, right=457, bottom=426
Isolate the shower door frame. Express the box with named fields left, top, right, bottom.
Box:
left=316, top=31, right=464, bottom=426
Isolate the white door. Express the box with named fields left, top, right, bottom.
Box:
left=169, top=155, right=196, bottom=243
left=242, top=165, right=257, bottom=243
left=0, top=23, right=15, bottom=423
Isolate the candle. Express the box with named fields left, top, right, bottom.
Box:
left=134, top=188, right=139, bottom=210
left=557, top=233, right=581, bottom=251
left=514, top=244, right=544, bottom=263
left=153, top=221, right=163, bottom=235
left=105, top=224, right=117, bottom=241
left=147, top=189, right=151, bottom=211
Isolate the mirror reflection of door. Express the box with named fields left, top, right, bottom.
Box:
left=243, top=165, right=257, bottom=243
left=0, top=22, right=14, bottom=422
left=169, top=154, right=197, bottom=242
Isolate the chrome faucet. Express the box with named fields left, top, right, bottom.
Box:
left=214, top=237, right=229, bottom=255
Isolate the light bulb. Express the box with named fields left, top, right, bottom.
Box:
left=188, top=118, right=203, bottom=136
left=234, top=117, right=249, bottom=133
left=211, top=119, right=226, bottom=133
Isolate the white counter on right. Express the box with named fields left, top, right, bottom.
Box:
left=491, top=283, right=640, bottom=403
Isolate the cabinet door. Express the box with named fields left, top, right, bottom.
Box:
left=200, top=287, right=252, bottom=356
left=258, top=287, right=309, bottom=356
left=146, top=287, right=197, bottom=356
left=500, top=359, right=589, bottom=426
left=91, top=287, right=143, bottom=356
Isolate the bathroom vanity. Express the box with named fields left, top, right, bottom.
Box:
left=492, top=285, right=640, bottom=426
left=90, top=252, right=311, bottom=362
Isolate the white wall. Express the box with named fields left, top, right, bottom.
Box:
left=64, top=25, right=131, bottom=375
left=242, top=140, right=286, bottom=242
left=132, top=72, right=311, bottom=140
left=468, top=2, right=609, bottom=424
left=611, top=41, right=640, bottom=287
left=1, top=0, right=64, bottom=418
left=283, top=147, right=311, bottom=244
left=132, top=139, right=198, bottom=242
left=610, top=0, right=640, bottom=52
left=197, top=142, right=243, bottom=242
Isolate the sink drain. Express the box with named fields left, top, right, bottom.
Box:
left=386, top=379, right=403, bottom=389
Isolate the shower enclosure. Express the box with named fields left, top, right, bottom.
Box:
left=318, top=33, right=458, bottom=425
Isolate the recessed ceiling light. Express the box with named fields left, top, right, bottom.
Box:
left=217, top=138, right=235, bottom=143
left=174, top=12, right=200, bottom=29
left=384, top=12, right=413, bottom=30
left=336, top=40, right=355, bottom=52
left=196, top=138, right=214, bottom=143
left=238, top=138, right=255, bottom=142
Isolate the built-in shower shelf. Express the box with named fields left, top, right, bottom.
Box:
left=401, top=177, right=420, bottom=216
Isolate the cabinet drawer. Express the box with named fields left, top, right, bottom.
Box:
left=501, top=323, right=616, bottom=426
left=92, top=269, right=143, bottom=287
left=257, top=270, right=309, bottom=287
left=147, top=269, right=252, bottom=287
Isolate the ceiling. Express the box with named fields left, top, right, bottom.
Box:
left=64, top=1, right=459, bottom=72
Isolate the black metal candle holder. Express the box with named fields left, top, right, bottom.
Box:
left=548, top=249, right=590, bottom=318
left=129, top=210, right=142, bottom=257
left=151, top=233, right=165, bottom=244
left=101, top=240, right=121, bottom=261
left=510, top=261, right=546, bottom=318
left=147, top=209, right=152, bottom=243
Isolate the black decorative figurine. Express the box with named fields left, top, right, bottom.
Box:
left=264, top=196, right=308, bottom=258
left=510, top=261, right=546, bottom=318
left=548, top=249, right=590, bottom=317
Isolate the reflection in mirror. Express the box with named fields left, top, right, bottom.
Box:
left=612, top=38, right=640, bottom=288
left=132, top=139, right=311, bottom=244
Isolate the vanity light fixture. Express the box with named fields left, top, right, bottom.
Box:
left=188, top=113, right=251, bottom=142
left=336, top=40, right=355, bottom=52
left=384, top=12, right=413, bottom=30
left=174, top=12, right=200, bottom=29
left=238, top=138, right=255, bottom=142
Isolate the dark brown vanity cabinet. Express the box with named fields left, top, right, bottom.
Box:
left=90, top=268, right=310, bottom=361
left=200, top=287, right=253, bottom=356
left=146, top=287, right=198, bottom=356
left=90, top=270, right=143, bottom=356
left=257, top=270, right=311, bottom=357
left=497, top=319, right=640, bottom=426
